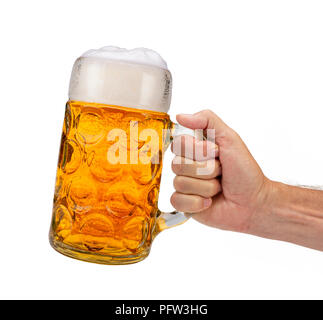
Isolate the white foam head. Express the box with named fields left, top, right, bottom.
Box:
left=68, top=46, right=172, bottom=113
left=82, top=46, right=168, bottom=69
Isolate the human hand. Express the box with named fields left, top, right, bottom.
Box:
left=170, top=110, right=273, bottom=234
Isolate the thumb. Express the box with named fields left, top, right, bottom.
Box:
left=176, top=109, right=236, bottom=146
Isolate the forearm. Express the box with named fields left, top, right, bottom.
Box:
left=251, top=181, right=323, bottom=251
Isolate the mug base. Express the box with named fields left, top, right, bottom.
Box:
left=49, top=237, right=150, bottom=265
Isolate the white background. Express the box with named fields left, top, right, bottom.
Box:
left=1, top=0, right=323, bottom=299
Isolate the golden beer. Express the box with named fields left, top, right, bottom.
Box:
left=50, top=100, right=172, bottom=264
left=49, top=46, right=189, bottom=264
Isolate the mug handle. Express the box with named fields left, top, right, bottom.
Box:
left=154, top=123, right=203, bottom=235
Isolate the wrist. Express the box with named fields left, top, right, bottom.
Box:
left=247, top=179, right=281, bottom=238
left=250, top=179, right=298, bottom=239
left=249, top=180, right=323, bottom=251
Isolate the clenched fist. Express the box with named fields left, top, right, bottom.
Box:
left=170, top=109, right=271, bottom=233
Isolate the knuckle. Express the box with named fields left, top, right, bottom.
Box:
left=173, top=176, right=183, bottom=191
left=228, top=128, right=240, bottom=141
left=201, top=109, right=215, bottom=117
left=171, top=137, right=182, bottom=155
left=171, top=157, right=182, bottom=174
left=171, top=160, right=176, bottom=172
left=170, top=193, right=180, bottom=208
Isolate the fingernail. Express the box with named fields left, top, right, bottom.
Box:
left=204, top=198, right=212, bottom=208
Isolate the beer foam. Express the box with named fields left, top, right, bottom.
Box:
left=81, top=46, right=168, bottom=70
left=69, top=46, right=172, bottom=113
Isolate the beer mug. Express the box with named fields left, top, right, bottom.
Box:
left=49, top=47, right=193, bottom=264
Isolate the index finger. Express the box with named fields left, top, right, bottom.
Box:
left=171, top=135, right=218, bottom=161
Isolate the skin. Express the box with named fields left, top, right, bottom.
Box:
left=170, top=110, right=323, bottom=251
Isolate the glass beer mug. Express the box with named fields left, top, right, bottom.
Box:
left=49, top=47, right=192, bottom=264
